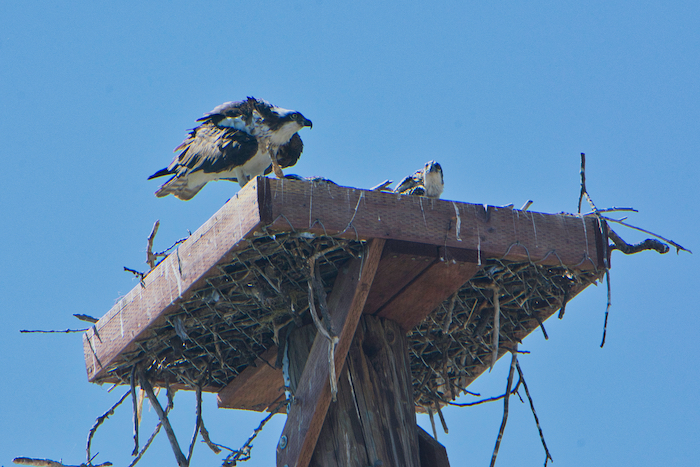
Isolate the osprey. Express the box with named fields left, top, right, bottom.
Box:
left=148, top=97, right=312, bottom=200
left=394, top=160, right=444, bottom=198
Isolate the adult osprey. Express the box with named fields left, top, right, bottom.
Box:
left=394, top=160, right=444, bottom=198
left=148, top=97, right=312, bottom=200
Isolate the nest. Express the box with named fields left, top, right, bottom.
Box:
left=98, top=232, right=600, bottom=408
left=409, top=258, right=599, bottom=409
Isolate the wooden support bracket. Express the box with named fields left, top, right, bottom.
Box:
left=216, top=347, right=283, bottom=411
left=276, top=239, right=385, bottom=467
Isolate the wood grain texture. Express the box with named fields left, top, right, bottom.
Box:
left=263, top=177, right=604, bottom=270
left=363, top=241, right=438, bottom=315
left=276, top=239, right=385, bottom=467
left=312, top=316, right=420, bottom=467
left=417, top=426, right=451, bottom=467
left=376, top=261, right=480, bottom=331
left=285, top=318, right=420, bottom=467
left=83, top=181, right=266, bottom=383
left=216, top=346, right=283, bottom=411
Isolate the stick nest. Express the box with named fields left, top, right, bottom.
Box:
left=96, top=232, right=601, bottom=408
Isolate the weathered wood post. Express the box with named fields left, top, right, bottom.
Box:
left=285, top=316, right=420, bottom=467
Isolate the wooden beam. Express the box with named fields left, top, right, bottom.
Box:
left=84, top=176, right=604, bottom=394
left=216, top=347, right=284, bottom=411
left=376, top=260, right=480, bottom=332
left=363, top=241, right=438, bottom=315
left=276, top=239, right=385, bottom=467
left=309, top=316, right=420, bottom=467
left=83, top=181, right=266, bottom=383
left=417, top=427, right=451, bottom=467
left=263, top=177, right=604, bottom=270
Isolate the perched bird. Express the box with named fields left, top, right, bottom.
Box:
left=394, top=160, right=444, bottom=198
left=148, top=97, right=312, bottom=200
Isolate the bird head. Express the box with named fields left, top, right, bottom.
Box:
left=423, top=160, right=443, bottom=178
left=270, top=106, right=312, bottom=129
left=422, top=161, right=444, bottom=198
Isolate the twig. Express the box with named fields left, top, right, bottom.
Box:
left=577, top=153, right=586, bottom=214
left=130, top=366, right=139, bottom=456
left=13, top=458, right=111, bottom=467
left=490, top=346, right=518, bottom=467
left=442, top=292, right=458, bottom=335
left=139, top=368, right=188, bottom=467
left=153, top=236, right=189, bottom=260
left=222, top=400, right=286, bottom=466
left=187, top=386, right=202, bottom=464
left=371, top=179, right=393, bottom=191
left=557, top=288, right=569, bottom=319
left=577, top=153, right=600, bottom=214
left=86, top=390, right=130, bottom=465
left=312, top=262, right=333, bottom=331
left=608, top=229, right=669, bottom=255
left=436, top=403, right=449, bottom=434
left=490, top=287, right=500, bottom=371
left=73, top=314, right=99, bottom=324
left=600, top=271, right=611, bottom=348
left=127, top=422, right=162, bottom=467
left=577, top=152, right=614, bottom=348
left=123, top=267, right=146, bottom=286
left=602, top=218, right=690, bottom=254
left=516, top=361, right=553, bottom=466
left=448, top=373, right=521, bottom=407
left=146, top=220, right=160, bottom=271
left=199, top=418, right=221, bottom=455
left=427, top=405, right=438, bottom=440
left=127, top=393, right=175, bottom=467
left=595, top=207, right=638, bottom=213
left=533, top=312, right=548, bottom=340
left=20, top=328, right=88, bottom=333
left=307, top=252, right=341, bottom=401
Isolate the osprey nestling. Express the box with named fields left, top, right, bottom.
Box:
left=394, top=160, right=444, bottom=198
left=148, top=97, right=312, bottom=200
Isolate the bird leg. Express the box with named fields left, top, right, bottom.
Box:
left=269, top=145, right=285, bottom=179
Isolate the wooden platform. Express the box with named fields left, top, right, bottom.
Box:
left=83, top=177, right=605, bottom=411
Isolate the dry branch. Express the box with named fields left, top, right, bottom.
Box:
left=138, top=368, right=188, bottom=467
left=20, top=328, right=89, bottom=334
left=86, top=390, right=130, bottom=464
left=490, top=347, right=518, bottom=467
left=123, top=267, right=146, bottom=286
left=516, top=361, right=553, bottom=466
left=600, top=271, right=612, bottom=348
left=490, top=286, right=500, bottom=371
left=603, top=218, right=690, bottom=254
left=146, top=220, right=160, bottom=271
left=221, top=400, right=286, bottom=466
left=127, top=396, right=174, bottom=467
left=608, top=232, right=669, bottom=255
left=130, top=367, right=139, bottom=456
left=13, top=458, right=111, bottom=467
left=74, top=314, right=99, bottom=324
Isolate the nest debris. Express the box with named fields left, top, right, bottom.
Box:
left=96, top=230, right=601, bottom=414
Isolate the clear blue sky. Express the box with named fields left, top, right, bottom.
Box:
left=1, top=1, right=698, bottom=466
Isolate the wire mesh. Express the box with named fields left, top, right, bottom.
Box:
left=95, top=232, right=600, bottom=409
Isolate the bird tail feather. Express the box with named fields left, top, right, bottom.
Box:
left=154, top=176, right=203, bottom=201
